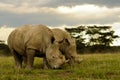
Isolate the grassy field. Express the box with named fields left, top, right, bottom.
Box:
left=0, top=53, right=120, bottom=80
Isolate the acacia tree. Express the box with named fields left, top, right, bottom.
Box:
left=86, top=25, right=119, bottom=46
left=65, top=25, right=119, bottom=52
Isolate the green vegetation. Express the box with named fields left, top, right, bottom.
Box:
left=0, top=25, right=120, bottom=79
left=65, top=25, right=119, bottom=47
left=0, top=41, right=10, bottom=56
left=0, top=53, right=120, bottom=80
left=65, top=25, right=120, bottom=53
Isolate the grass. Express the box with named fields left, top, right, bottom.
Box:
left=0, top=53, right=120, bottom=80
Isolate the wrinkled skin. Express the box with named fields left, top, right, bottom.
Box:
left=45, top=42, right=68, bottom=69
left=7, top=25, right=67, bottom=69
left=52, top=28, right=83, bottom=65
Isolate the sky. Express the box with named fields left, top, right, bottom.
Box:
left=0, top=0, right=120, bottom=45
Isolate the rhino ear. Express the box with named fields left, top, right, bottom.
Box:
left=51, top=37, right=55, bottom=44
left=65, top=59, right=70, bottom=63
left=58, top=39, right=70, bottom=46
left=65, top=39, right=70, bottom=46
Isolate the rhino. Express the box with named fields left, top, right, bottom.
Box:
left=7, top=25, right=67, bottom=69
left=52, top=28, right=83, bottom=65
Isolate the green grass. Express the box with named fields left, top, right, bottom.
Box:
left=0, top=53, right=120, bottom=80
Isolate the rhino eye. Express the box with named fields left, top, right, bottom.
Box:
left=60, top=56, right=63, bottom=59
left=71, top=56, right=74, bottom=59
left=52, top=56, right=55, bottom=58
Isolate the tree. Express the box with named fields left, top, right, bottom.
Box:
left=0, top=40, right=5, bottom=44
left=65, top=25, right=119, bottom=53
left=86, top=25, right=119, bottom=46
left=0, top=40, right=10, bottom=56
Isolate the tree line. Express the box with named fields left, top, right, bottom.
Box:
left=65, top=25, right=120, bottom=53
left=0, top=25, right=120, bottom=56
left=0, top=40, right=10, bottom=56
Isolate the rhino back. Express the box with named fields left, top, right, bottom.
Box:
left=7, top=29, right=17, bottom=49
left=52, top=28, right=71, bottom=42
left=7, top=25, right=32, bottom=54
left=24, top=25, right=53, bottom=53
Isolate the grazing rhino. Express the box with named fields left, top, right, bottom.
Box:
left=52, top=28, right=83, bottom=65
left=7, top=25, right=67, bottom=69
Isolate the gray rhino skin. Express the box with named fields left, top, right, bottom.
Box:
left=7, top=25, right=66, bottom=69
left=52, top=28, right=82, bottom=65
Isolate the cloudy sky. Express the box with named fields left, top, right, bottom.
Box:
left=0, top=0, right=120, bottom=45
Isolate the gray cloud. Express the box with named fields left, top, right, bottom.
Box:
left=0, top=0, right=120, bottom=27
left=1, top=0, right=120, bottom=7
left=45, top=0, right=120, bottom=7
left=0, top=8, right=119, bottom=27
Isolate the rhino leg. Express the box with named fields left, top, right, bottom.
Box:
left=68, top=57, right=75, bottom=65
left=43, top=57, right=50, bottom=69
left=12, top=50, right=23, bottom=69
left=22, top=56, right=27, bottom=68
left=26, top=49, right=35, bottom=69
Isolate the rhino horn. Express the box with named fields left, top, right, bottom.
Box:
left=65, top=59, right=69, bottom=63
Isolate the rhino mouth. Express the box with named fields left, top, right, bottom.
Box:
left=52, top=66, right=60, bottom=69
left=51, top=60, right=69, bottom=69
left=53, top=67, right=62, bottom=69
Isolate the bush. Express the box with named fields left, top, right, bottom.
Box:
left=0, top=43, right=11, bottom=56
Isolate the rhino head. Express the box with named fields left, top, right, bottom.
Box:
left=46, top=42, right=68, bottom=69
left=59, top=38, right=82, bottom=65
